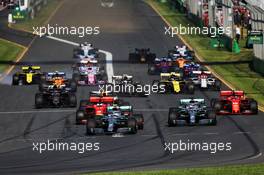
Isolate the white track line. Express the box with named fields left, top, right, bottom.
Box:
left=232, top=131, right=251, bottom=135
left=247, top=152, right=263, bottom=160
left=46, top=35, right=79, bottom=46
left=99, top=49, right=113, bottom=82
left=0, top=109, right=75, bottom=115
left=46, top=35, right=114, bottom=82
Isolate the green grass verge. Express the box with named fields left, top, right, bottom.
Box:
left=86, top=164, right=264, bottom=175
left=0, top=39, right=24, bottom=72
left=11, top=0, right=61, bottom=32
left=147, top=0, right=264, bottom=106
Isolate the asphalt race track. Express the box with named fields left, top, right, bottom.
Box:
left=0, top=0, right=264, bottom=174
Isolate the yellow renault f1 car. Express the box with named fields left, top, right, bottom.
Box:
left=152, top=72, right=195, bottom=94
left=12, top=66, right=45, bottom=85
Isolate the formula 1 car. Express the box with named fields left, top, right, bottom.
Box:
left=148, top=57, right=181, bottom=75
left=39, top=72, right=77, bottom=92
left=72, top=59, right=107, bottom=85
left=12, top=66, right=45, bottom=85
left=174, top=57, right=189, bottom=69
left=76, top=94, right=129, bottom=124
left=168, top=45, right=195, bottom=61
left=86, top=107, right=144, bottom=135
left=110, top=74, right=148, bottom=97
left=35, top=86, right=77, bottom=108
left=189, top=71, right=221, bottom=90
left=182, top=62, right=202, bottom=77
left=152, top=72, right=195, bottom=94
left=73, top=42, right=99, bottom=59
left=168, top=99, right=217, bottom=126
left=211, top=90, right=258, bottom=115
left=128, top=48, right=156, bottom=63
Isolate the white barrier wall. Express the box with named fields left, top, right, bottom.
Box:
left=247, top=1, right=264, bottom=60
left=246, top=0, right=264, bottom=10
left=186, top=0, right=200, bottom=16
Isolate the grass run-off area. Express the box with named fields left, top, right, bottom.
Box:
left=10, top=0, right=61, bottom=32
left=0, top=39, right=24, bottom=72
left=146, top=0, right=264, bottom=107
left=87, top=163, right=264, bottom=175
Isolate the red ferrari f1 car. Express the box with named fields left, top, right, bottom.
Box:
left=75, top=92, right=131, bottom=124
left=76, top=95, right=118, bottom=124
left=211, top=90, right=258, bottom=115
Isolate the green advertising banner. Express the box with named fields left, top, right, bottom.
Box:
left=12, top=7, right=27, bottom=21
left=248, top=31, right=263, bottom=45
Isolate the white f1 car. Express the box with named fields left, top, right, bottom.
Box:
left=189, top=71, right=221, bottom=90
left=73, top=42, right=99, bottom=59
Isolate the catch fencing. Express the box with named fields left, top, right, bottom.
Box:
left=244, top=0, right=264, bottom=75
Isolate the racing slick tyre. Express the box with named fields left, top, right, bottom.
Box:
left=76, top=110, right=85, bottom=125
left=167, top=50, right=175, bottom=58
left=168, top=108, right=178, bottom=127
left=148, top=64, right=156, bottom=75
left=72, top=69, right=79, bottom=75
left=39, top=82, right=47, bottom=92
left=97, top=72, right=107, bottom=82
left=133, top=114, right=144, bottom=130
left=86, top=118, right=96, bottom=135
left=73, top=48, right=79, bottom=58
left=213, top=101, right=222, bottom=113
left=40, top=74, right=46, bottom=82
left=208, top=111, right=217, bottom=126
left=18, top=79, right=24, bottom=85
left=69, top=80, right=77, bottom=92
left=72, top=73, right=81, bottom=82
left=35, top=93, right=44, bottom=109
left=147, top=54, right=156, bottom=63
left=210, top=98, right=217, bottom=108
left=127, top=118, right=137, bottom=134
left=186, top=83, right=195, bottom=94
left=163, top=82, right=173, bottom=93
left=214, top=80, right=221, bottom=91
left=249, top=100, right=258, bottom=114
left=12, top=75, right=19, bottom=85
left=68, top=94, right=77, bottom=107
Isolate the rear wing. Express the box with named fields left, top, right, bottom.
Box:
left=180, top=99, right=205, bottom=105
left=89, top=96, right=117, bottom=103
left=160, top=72, right=181, bottom=77
left=107, top=105, right=132, bottom=112
left=22, top=66, right=40, bottom=71
left=160, top=72, right=181, bottom=80
left=220, top=90, right=244, bottom=97
left=79, top=59, right=97, bottom=64
left=112, top=75, right=133, bottom=81
left=47, top=72, right=65, bottom=76
left=192, top=70, right=211, bottom=75
left=90, top=90, right=113, bottom=97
